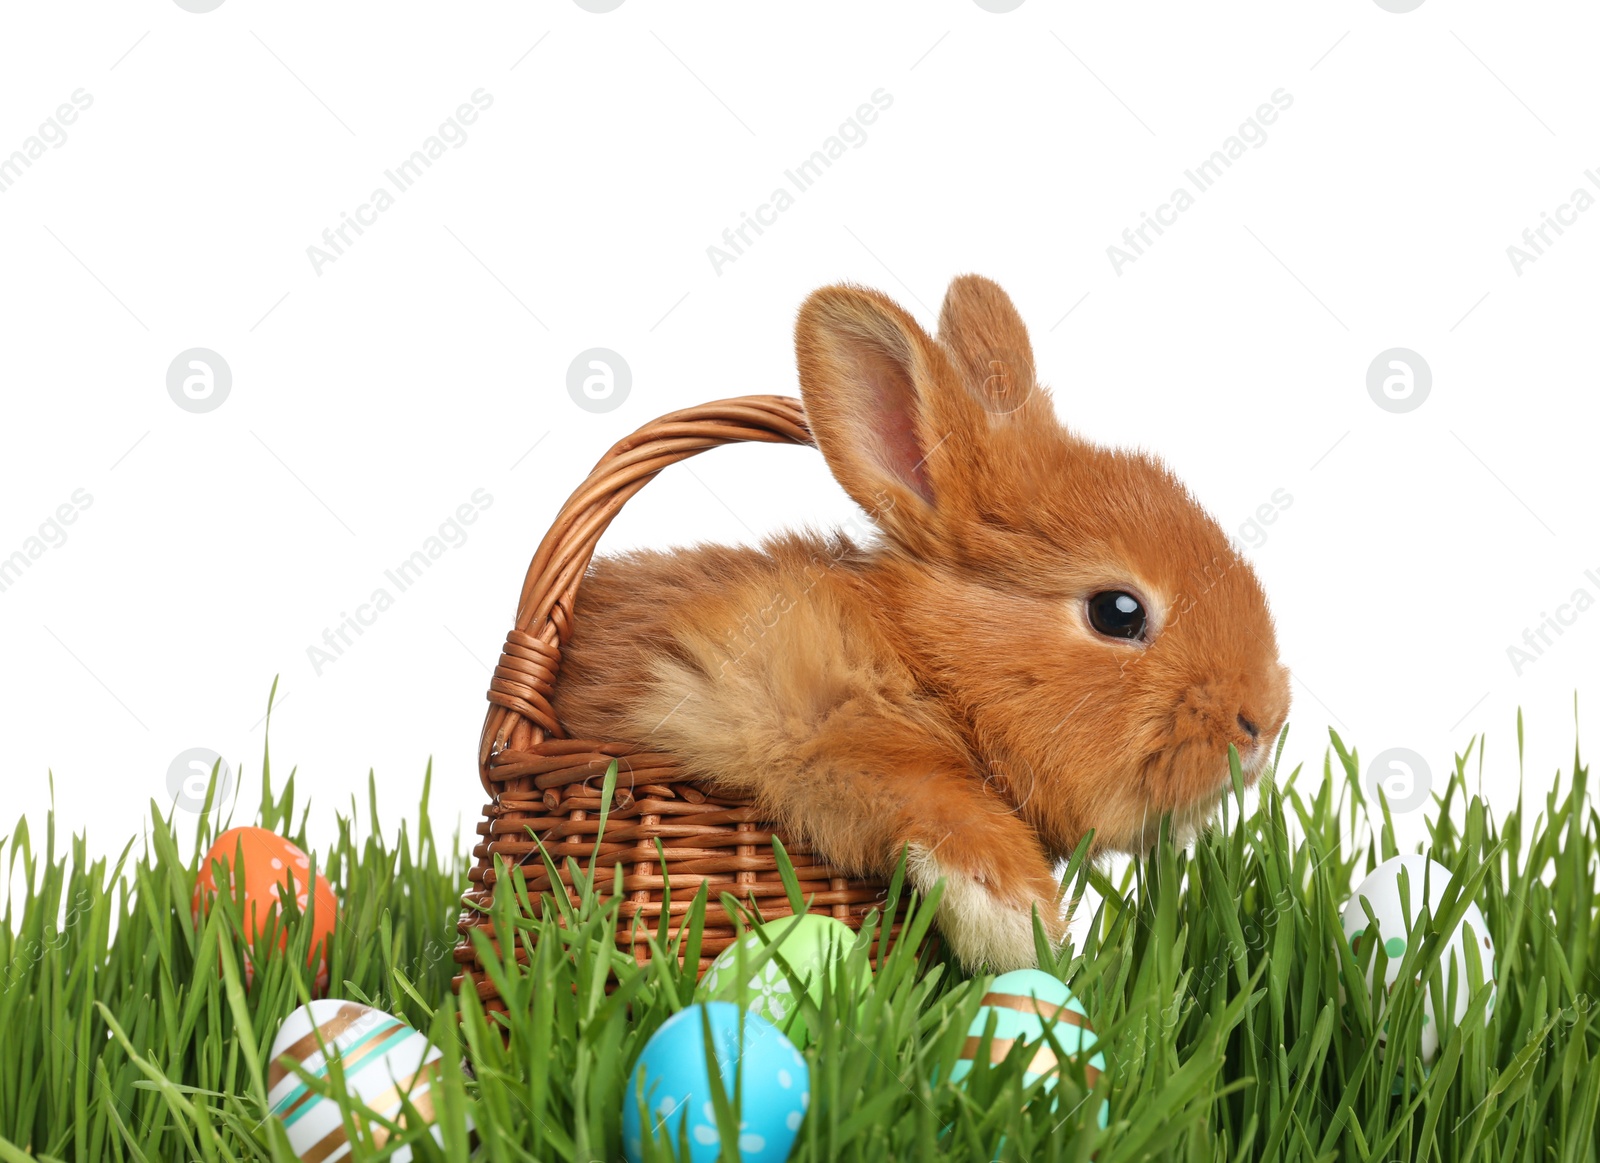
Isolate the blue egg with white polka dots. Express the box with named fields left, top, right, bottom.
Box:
left=623, top=1001, right=809, bottom=1163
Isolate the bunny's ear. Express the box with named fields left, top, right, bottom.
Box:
left=795, top=284, right=985, bottom=552
left=936, top=274, right=1048, bottom=423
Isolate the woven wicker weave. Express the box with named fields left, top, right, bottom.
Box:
left=453, top=396, right=907, bottom=1010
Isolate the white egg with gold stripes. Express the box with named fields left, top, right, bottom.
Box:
left=267, top=1000, right=455, bottom=1162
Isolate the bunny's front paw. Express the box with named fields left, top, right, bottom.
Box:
left=905, top=842, right=1063, bottom=972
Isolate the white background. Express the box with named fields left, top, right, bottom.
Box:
left=2, top=1, right=1595, bottom=869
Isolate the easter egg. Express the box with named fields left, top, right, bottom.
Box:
left=193, top=826, right=337, bottom=987
left=623, top=1002, right=808, bottom=1163
left=1340, top=854, right=1497, bottom=1061
left=949, top=968, right=1108, bottom=1129
left=697, top=913, right=859, bottom=1046
left=268, top=1000, right=458, bottom=1162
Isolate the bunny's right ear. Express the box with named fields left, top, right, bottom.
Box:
left=795, top=284, right=987, bottom=554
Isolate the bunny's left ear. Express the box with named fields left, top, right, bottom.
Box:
left=937, top=275, right=1051, bottom=423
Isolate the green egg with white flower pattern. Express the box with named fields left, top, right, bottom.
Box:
left=695, top=914, right=860, bottom=1047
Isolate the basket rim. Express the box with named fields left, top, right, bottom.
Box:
left=476, top=394, right=815, bottom=796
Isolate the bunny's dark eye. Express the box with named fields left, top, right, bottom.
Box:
left=1087, top=590, right=1147, bottom=641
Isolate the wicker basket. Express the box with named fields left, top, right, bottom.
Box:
left=453, top=395, right=908, bottom=1012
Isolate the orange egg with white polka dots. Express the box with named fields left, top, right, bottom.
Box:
left=192, top=827, right=337, bottom=988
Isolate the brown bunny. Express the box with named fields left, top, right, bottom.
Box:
left=551, top=275, right=1290, bottom=971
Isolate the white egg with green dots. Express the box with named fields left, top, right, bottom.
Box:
left=1339, top=854, right=1497, bottom=1063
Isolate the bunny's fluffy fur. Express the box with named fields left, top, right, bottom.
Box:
left=552, top=276, right=1290, bottom=970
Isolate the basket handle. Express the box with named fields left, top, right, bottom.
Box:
left=478, top=394, right=814, bottom=793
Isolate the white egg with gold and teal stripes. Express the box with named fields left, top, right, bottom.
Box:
left=948, top=969, right=1107, bottom=1128
left=267, top=1000, right=454, bottom=1162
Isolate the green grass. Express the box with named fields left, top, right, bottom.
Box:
left=2, top=705, right=1597, bottom=1161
